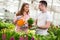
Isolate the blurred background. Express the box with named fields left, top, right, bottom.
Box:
left=0, top=0, right=60, bottom=26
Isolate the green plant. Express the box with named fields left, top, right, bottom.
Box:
left=27, top=18, right=34, bottom=25
left=0, top=22, right=7, bottom=31
left=5, top=30, right=15, bottom=40
left=48, top=25, right=60, bottom=40
left=27, top=18, right=34, bottom=29
left=13, top=32, right=20, bottom=40
left=0, top=31, right=2, bottom=40
left=0, top=23, right=60, bottom=40
left=0, top=22, right=15, bottom=31
left=56, top=28, right=60, bottom=40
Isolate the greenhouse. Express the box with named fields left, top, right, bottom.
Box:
left=0, top=0, right=60, bottom=40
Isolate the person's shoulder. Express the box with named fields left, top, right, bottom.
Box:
left=46, top=11, right=50, bottom=14
left=16, top=15, right=22, bottom=17
left=46, top=11, right=51, bottom=16
left=16, top=15, right=22, bottom=19
left=37, top=10, right=41, bottom=15
left=37, top=10, right=41, bottom=13
left=46, top=11, right=53, bottom=22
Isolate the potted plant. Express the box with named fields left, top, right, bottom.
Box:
left=27, top=18, right=34, bottom=28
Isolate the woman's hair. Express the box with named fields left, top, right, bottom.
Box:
left=16, top=3, right=29, bottom=16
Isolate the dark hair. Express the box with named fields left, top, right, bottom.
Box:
left=39, top=1, right=47, bottom=7
left=16, top=3, right=29, bottom=16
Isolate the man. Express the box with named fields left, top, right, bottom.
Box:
left=36, top=1, right=52, bottom=35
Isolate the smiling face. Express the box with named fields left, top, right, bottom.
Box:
left=24, top=4, right=29, bottom=13
left=39, top=3, right=46, bottom=11
left=39, top=1, right=47, bottom=11
left=16, top=3, right=29, bottom=16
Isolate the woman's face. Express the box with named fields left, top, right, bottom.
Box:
left=24, top=5, right=29, bottom=12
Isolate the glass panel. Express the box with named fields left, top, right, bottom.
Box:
left=0, top=0, right=60, bottom=25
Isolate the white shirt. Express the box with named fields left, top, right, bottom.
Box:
left=36, top=11, right=52, bottom=35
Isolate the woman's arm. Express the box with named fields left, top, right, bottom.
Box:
left=13, top=16, right=22, bottom=25
left=13, top=16, right=18, bottom=25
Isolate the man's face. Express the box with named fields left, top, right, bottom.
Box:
left=39, top=3, right=45, bottom=11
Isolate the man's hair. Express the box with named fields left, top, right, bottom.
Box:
left=39, top=1, right=47, bottom=7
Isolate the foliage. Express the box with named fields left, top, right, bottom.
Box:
left=27, top=18, right=34, bottom=25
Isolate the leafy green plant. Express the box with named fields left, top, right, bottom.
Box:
left=5, top=30, right=15, bottom=40
left=27, top=18, right=34, bottom=25
left=13, top=32, right=20, bottom=40
left=48, top=25, right=60, bottom=40
left=0, top=22, right=7, bottom=30
left=0, top=23, right=60, bottom=40
left=27, top=18, right=34, bottom=28
left=0, top=31, right=2, bottom=40
left=0, top=22, right=15, bottom=31
left=56, top=28, right=60, bottom=40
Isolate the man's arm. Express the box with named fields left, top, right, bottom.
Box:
left=38, top=12, right=52, bottom=29
left=38, top=21, right=51, bottom=29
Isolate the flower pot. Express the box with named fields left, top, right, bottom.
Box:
left=28, top=24, right=32, bottom=29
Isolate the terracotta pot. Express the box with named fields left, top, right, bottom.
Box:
left=28, top=24, right=32, bottom=28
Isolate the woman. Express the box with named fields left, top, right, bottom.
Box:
left=13, top=3, right=30, bottom=33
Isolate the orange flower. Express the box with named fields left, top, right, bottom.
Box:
left=17, top=19, right=25, bottom=27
